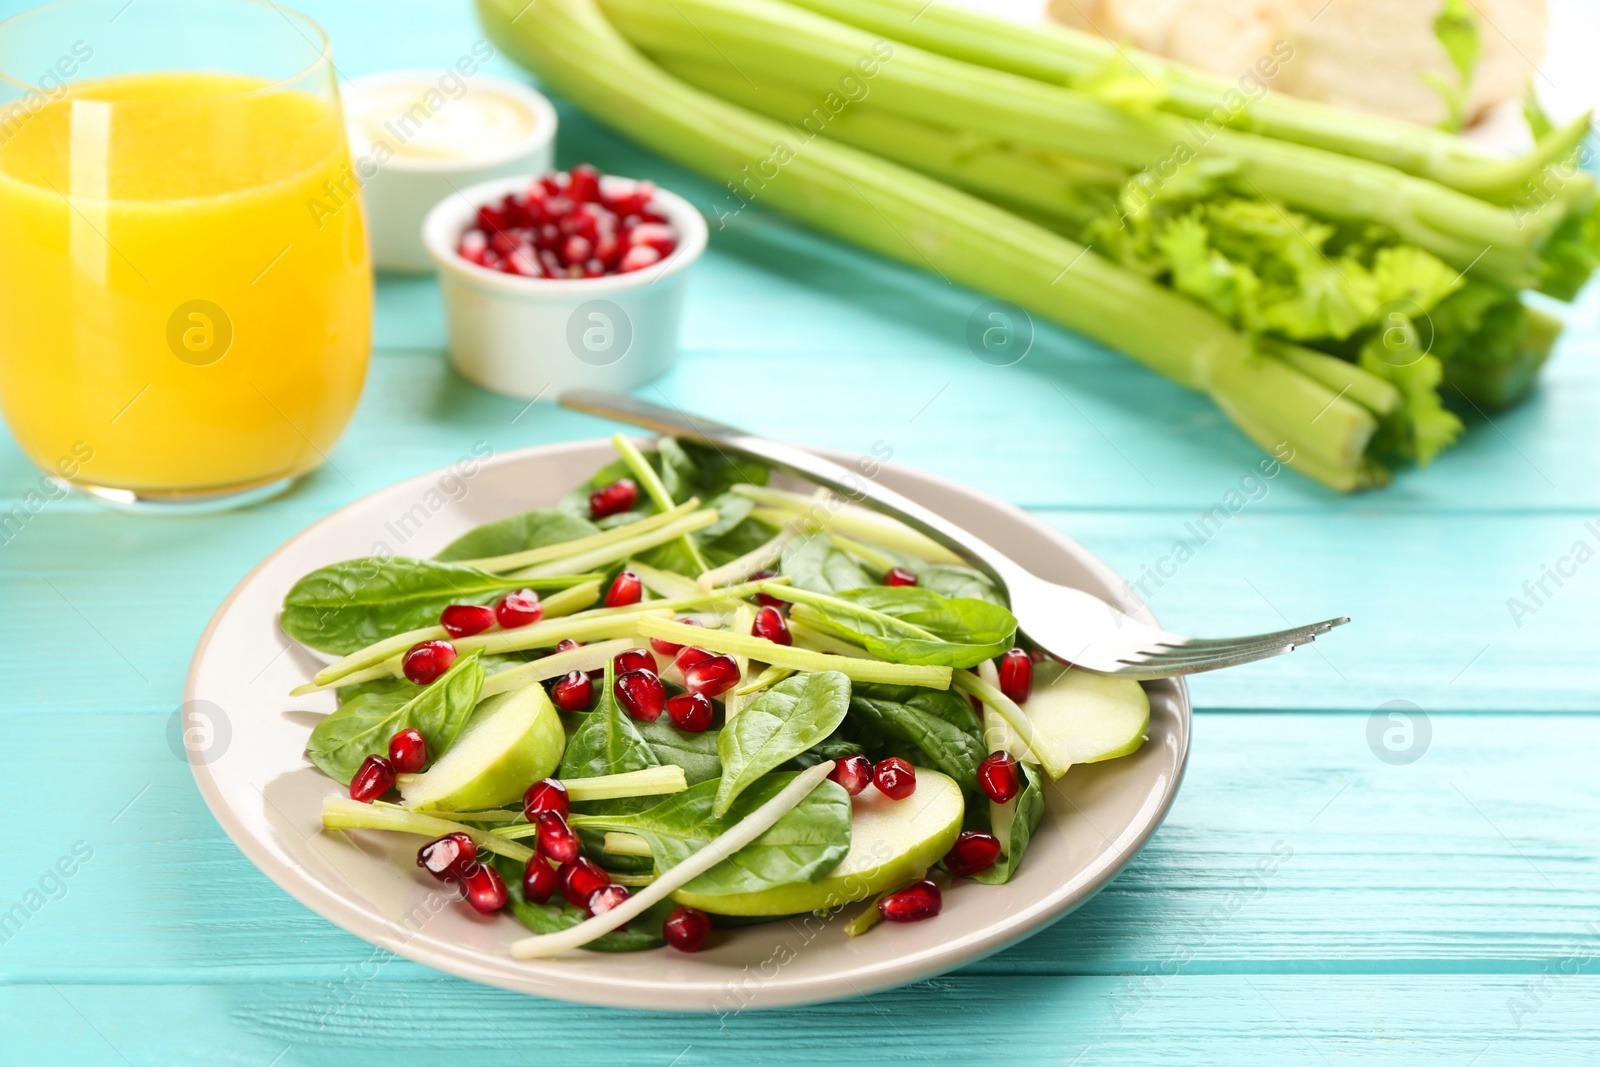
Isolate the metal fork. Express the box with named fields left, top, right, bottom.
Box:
left=561, top=391, right=1347, bottom=679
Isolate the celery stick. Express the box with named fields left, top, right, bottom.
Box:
left=603, top=832, right=656, bottom=858
left=731, top=486, right=966, bottom=564
left=321, top=796, right=534, bottom=862
left=452, top=500, right=700, bottom=572
left=512, top=509, right=718, bottom=578
left=611, top=434, right=709, bottom=575
left=478, top=637, right=635, bottom=698
left=636, top=615, right=951, bottom=688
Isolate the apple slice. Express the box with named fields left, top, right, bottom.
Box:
left=993, top=662, right=1149, bottom=768
left=399, top=681, right=564, bottom=811
left=671, top=767, right=964, bottom=916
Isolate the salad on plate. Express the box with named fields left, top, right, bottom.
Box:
left=286, top=436, right=1149, bottom=957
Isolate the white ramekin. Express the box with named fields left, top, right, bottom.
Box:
left=345, top=71, right=557, bottom=273
left=422, top=174, right=709, bottom=400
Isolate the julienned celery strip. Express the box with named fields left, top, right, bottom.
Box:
left=453, top=500, right=700, bottom=572
left=565, top=765, right=688, bottom=802
left=601, top=0, right=1540, bottom=286
left=610, top=434, right=710, bottom=575
left=511, top=509, right=719, bottom=579
left=321, top=797, right=534, bottom=862
left=627, top=560, right=702, bottom=599
left=603, top=832, right=656, bottom=857
left=782, top=0, right=1591, bottom=203
left=636, top=615, right=951, bottom=688
left=478, top=637, right=636, bottom=698
left=476, top=0, right=1386, bottom=488
left=733, top=663, right=795, bottom=696
left=730, top=486, right=966, bottom=564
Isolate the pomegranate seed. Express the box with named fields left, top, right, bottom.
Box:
left=650, top=617, right=701, bottom=656
left=349, top=756, right=395, bottom=802
left=589, top=478, right=638, bottom=520
left=440, top=603, right=495, bottom=638
left=402, top=640, right=457, bottom=685
left=666, top=691, right=714, bottom=732
left=587, top=883, right=630, bottom=920
left=884, top=567, right=919, bottom=587
left=674, top=645, right=713, bottom=675
left=663, top=905, right=712, bottom=952
left=550, top=670, right=595, bottom=712
left=568, top=163, right=601, bottom=202
left=522, top=778, right=569, bottom=820
left=878, top=879, right=941, bottom=923
left=562, top=234, right=592, bottom=265
left=605, top=570, right=643, bottom=607
left=613, top=647, right=656, bottom=676
left=827, top=754, right=874, bottom=796
left=628, top=222, right=676, bottom=256
left=619, top=245, right=662, bottom=273
left=535, top=810, right=580, bottom=864
left=683, top=654, right=740, bottom=698
left=976, top=752, right=1020, bottom=804
left=615, top=669, right=666, bottom=721
left=559, top=856, right=611, bottom=907
left=750, top=571, right=787, bottom=609
left=495, top=589, right=543, bottom=629
left=417, top=832, right=477, bottom=881
left=556, top=638, right=581, bottom=653
left=873, top=757, right=916, bottom=800
left=751, top=606, right=793, bottom=646
left=387, top=728, right=427, bottom=774
left=459, top=862, right=508, bottom=913
left=998, top=649, right=1033, bottom=704
left=604, top=180, right=655, bottom=216
left=944, top=831, right=1003, bottom=877
left=522, top=855, right=558, bottom=904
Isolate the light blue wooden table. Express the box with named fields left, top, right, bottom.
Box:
left=3, top=2, right=1598, bottom=1063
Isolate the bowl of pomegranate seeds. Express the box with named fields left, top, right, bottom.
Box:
left=423, top=165, right=707, bottom=399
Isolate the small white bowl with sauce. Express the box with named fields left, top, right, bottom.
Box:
left=344, top=69, right=557, bottom=273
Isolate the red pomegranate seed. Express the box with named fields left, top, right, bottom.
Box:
left=587, top=883, right=630, bottom=920
left=459, top=863, right=508, bottom=913
left=884, top=567, right=919, bottom=587
left=944, top=831, right=1003, bottom=877
left=666, top=691, right=714, bottom=732
left=387, top=728, right=427, bottom=774
left=619, top=245, right=661, bottom=273
left=613, top=647, right=656, bottom=676
left=402, top=640, right=457, bottom=685
left=751, top=606, right=792, bottom=646
left=522, top=855, right=558, bottom=904
left=662, top=905, right=712, bottom=952
left=562, top=234, right=592, bottom=265
left=556, top=638, right=581, bottom=654
left=522, top=778, right=570, bottom=821
left=628, top=222, right=676, bottom=255
left=440, top=603, right=495, bottom=638
left=615, top=669, right=666, bottom=721
left=568, top=163, right=601, bottom=202
left=828, top=754, right=874, bottom=796
left=604, top=180, right=655, bottom=216
left=589, top=478, right=638, bottom=520
left=535, top=810, right=580, bottom=864
left=683, top=655, right=740, bottom=698
left=416, top=832, right=477, bottom=881
left=349, top=755, right=395, bottom=803
left=605, top=570, right=643, bottom=607
left=878, top=879, right=941, bottom=923
left=976, top=752, right=1020, bottom=804
left=873, top=757, right=916, bottom=800
left=749, top=570, right=786, bottom=609
left=650, top=617, right=700, bottom=656
left=495, top=589, right=543, bottom=629
left=559, top=856, right=611, bottom=907
left=550, top=670, right=595, bottom=712
left=998, top=648, right=1033, bottom=704
left=674, top=645, right=713, bottom=675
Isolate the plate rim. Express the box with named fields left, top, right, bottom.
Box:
left=184, top=438, right=1191, bottom=1010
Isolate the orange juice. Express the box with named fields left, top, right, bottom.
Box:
left=0, top=71, right=370, bottom=496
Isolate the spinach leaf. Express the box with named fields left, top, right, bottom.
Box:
left=571, top=773, right=851, bottom=896
left=634, top=717, right=722, bottom=785
left=675, top=439, right=769, bottom=500
left=281, top=557, right=529, bottom=654
left=559, top=662, right=660, bottom=866
left=434, top=508, right=598, bottom=562
left=779, top=585, right=1017, bottom=668
left=305, top=652, right=484, bottom=783
left=849, top=683, right=985, bottom=794
left=715, top=671, right=851, bottom=816
left=495, top=855, right=671, bottom=951
left=915, top=565, right=1007, bottom=607
left=655, top=437, right=700, bottom=504
left=973, top=761, right=1044, bottom=885
left=780, top=533, right=872, bottom=594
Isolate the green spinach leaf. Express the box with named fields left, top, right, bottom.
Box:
left=496, top=855, right=671, bottom=951
left=849, top=683, right=985, bottom=794
left=775, top=585, right=1017, bottom=668
left=780, top=533, right=872, bottom=594
left=634, top=717, right=722, bottom=785
left=973, top=761, right=1044, bottom=885
left=571, top=773, right=851, bottom=896
left=305, top=651, right=484, bottom=783
left=715, top=671, right=851, bottom=816
left=558, top=662, right=660, bottom=866
left=434, top=508, right=599, bottom=562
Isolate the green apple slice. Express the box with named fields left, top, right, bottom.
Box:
left=992, top=662, right=1149, bottom=767
left=399, top=681, right=564, bottom=811
left=671, top=767, right=964, bottom=916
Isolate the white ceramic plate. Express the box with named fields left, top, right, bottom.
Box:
left=184, top=440, right=1190, bottom=1011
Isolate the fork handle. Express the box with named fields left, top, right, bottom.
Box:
left=559, top=390, right=1027, bottom=587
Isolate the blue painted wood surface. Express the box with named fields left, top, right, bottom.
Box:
left=1, top=2, right=1596, bottom=1063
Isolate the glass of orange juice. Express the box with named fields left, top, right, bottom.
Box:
left=0, top=0, right=370, bottom=507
